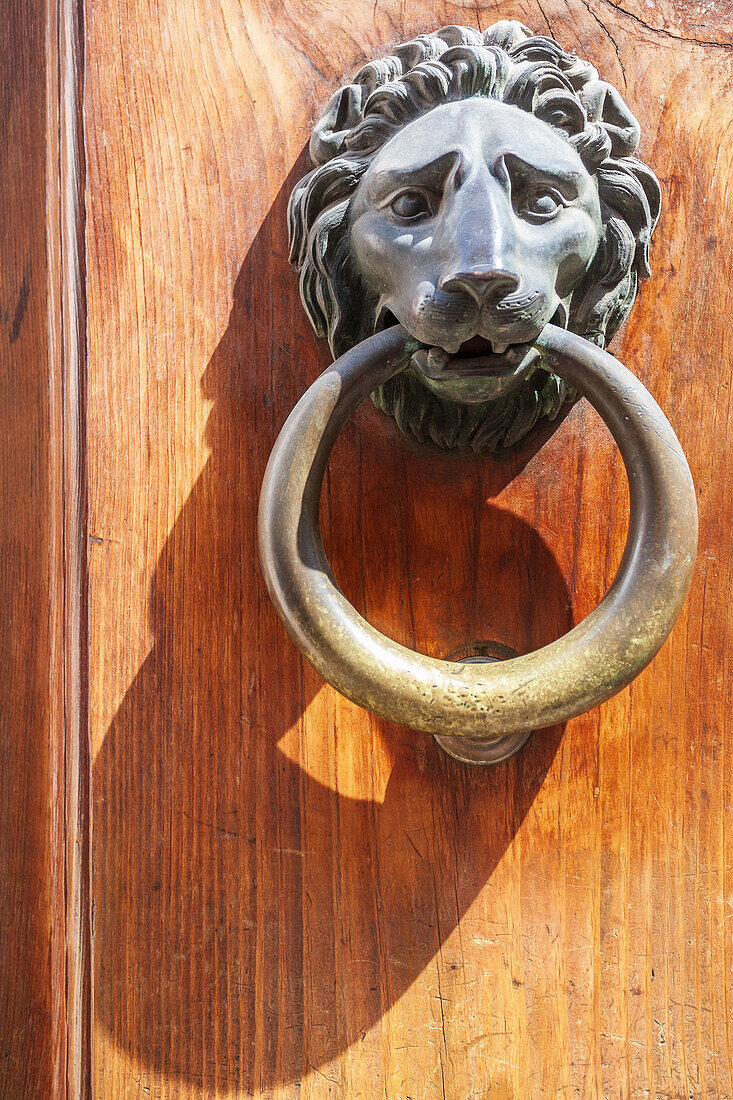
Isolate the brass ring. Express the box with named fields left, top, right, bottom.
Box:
left=258, top=324, right=697, bottom=746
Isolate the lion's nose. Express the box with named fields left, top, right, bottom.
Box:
left=439, top=267, right=519, bottom=303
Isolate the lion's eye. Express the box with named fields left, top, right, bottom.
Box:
left=519, top=188, right=563, bottom=221
left=390, top=190, right=433, bottom=220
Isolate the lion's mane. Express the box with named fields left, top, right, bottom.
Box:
left=288, top=21, right=661, bottom=451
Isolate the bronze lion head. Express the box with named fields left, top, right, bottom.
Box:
left=289, top=22, right=660, bottom=451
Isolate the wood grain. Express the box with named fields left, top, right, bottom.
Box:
left=79, top=1, right=733, bottom=1097
left=0, top=2, right=70, bottom=1096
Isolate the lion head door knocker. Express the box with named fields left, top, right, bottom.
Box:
left=258, top=22, right=698, bottom=764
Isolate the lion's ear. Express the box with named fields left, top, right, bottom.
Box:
left=310, top=85, right=364, bottom=165
left=581, top=80, right=640, bottom=158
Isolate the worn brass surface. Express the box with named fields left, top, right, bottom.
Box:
left=258, top=324, right=697, bottom=744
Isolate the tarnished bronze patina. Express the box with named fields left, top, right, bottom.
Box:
left=258, top=22, right=698, bottom=762
left=287, top=21, right=661, bottom=452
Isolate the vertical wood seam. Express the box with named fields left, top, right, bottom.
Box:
left=46, top=0, right=68, bottom=1091
left=48, top=0, right=90, bottom=1095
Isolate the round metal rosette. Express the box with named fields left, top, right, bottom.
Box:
left=258, top=324, right=697, bottom=763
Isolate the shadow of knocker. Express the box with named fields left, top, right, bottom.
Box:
left=93, top=157, right=572, bottom=1090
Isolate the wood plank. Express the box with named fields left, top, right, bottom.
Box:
left=84, top=1, right=733, bottom=1096
left=0, top=1, right=80, bottom=1095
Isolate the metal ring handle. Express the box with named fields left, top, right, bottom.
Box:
left=258, top=324, right=697, bottom=743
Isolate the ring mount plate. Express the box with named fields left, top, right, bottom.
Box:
left=434, top=643, right=532, bottom=765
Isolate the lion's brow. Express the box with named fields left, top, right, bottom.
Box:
left=504, top=152, right=584, bottom=195
left=373, top=151, right=583, bottom=200
left=372, top=152, right=460, bottom=194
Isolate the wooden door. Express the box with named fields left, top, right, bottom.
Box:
left=3, top=1, right=732, bottom=1096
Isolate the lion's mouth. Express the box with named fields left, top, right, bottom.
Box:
left=412, top=336, right=534, bottom=380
